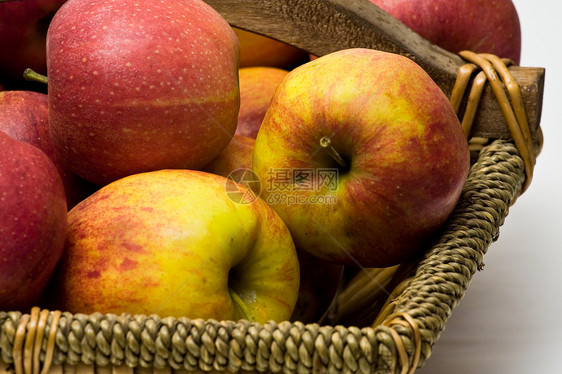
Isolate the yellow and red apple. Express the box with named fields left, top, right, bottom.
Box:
left=253, top=48, right=470, bottom=268
left=48, top=169, right=300, bottom=323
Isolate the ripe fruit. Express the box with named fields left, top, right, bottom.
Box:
left=47, top=0, right=240, bottom=185
left=48, top=169, right=300, bottom=323
left=236, top=66, right=289, bottom=139
left=369, top=0, right=521, bottom=63
left=253, top=48, right=470, bottom=267
left=0, top=90, right=96, bottom=208
left=0, top=131, right=67, bottom=310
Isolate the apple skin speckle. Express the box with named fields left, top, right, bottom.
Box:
left=47, top=0, right=240, bottom=186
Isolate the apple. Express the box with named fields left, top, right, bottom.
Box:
left=252, top=48, right=470, bottom=267
left=369, top=0, right=521, bottom=64
left=236, top=67, right=289, bottom=139
left=234, top=28, right=307, bottom=69
left=0, top=0, right=67, bottom=89
left=46, top=0, right=240, bottom=185
left=203, top=134, right=255, bottom=177
left=0, top=131, right=67, bottom=311
left=0, top=90, right=97, bottom=208
left=47, top=169, right=300, bottom=323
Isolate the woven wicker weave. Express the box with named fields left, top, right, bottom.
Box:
left=0, top=139, right=525, bottom=374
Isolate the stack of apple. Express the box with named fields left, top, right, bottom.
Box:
left=0, top=0, right=520, bottom=325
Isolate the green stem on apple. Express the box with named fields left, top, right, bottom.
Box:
left=319, top=136, right=348, bottom=169
left=23, top=68, right=48, bottom=85
left=228, top=288, right=254, bottom=322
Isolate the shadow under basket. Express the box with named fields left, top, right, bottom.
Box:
left=0, top=139, right=526, bottom=374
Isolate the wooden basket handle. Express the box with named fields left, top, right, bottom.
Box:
left=205, top=0, right=544, bottom=143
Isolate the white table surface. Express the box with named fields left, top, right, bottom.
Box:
left=416, top=1, right=562, bottom=373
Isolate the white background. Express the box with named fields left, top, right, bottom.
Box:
left=417, top=1, right=562, bottom=373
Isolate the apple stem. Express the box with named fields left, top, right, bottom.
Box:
left=23, top=68, right=48, bottom=84
left=319, top=136, right=348, bottom=169
left=228, top=288, right=254, bottom=322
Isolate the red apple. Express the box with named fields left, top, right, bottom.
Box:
left=369, top=0, right=521, bottom=64
left=0, top=0, right=67, bottom=89
left=234, top=28, right=307, bottom=69
left=236, top=67, right=289, bottom=139
left=46, top=0, right=240, bottom=185
left=252, top=48, right=470, bottom=267
left=48, top=169, right=300, bottom=323
left=0, top=90, right=97, bottom=208
left=0, top=131, right=67, bottom=311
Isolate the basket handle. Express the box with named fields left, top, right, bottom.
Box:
left=205, top=0, right=544, bottom=144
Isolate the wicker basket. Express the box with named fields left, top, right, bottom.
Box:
left=0, top=139, right=528, bottom=374
left=0, top=1, right=545, bottom=373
